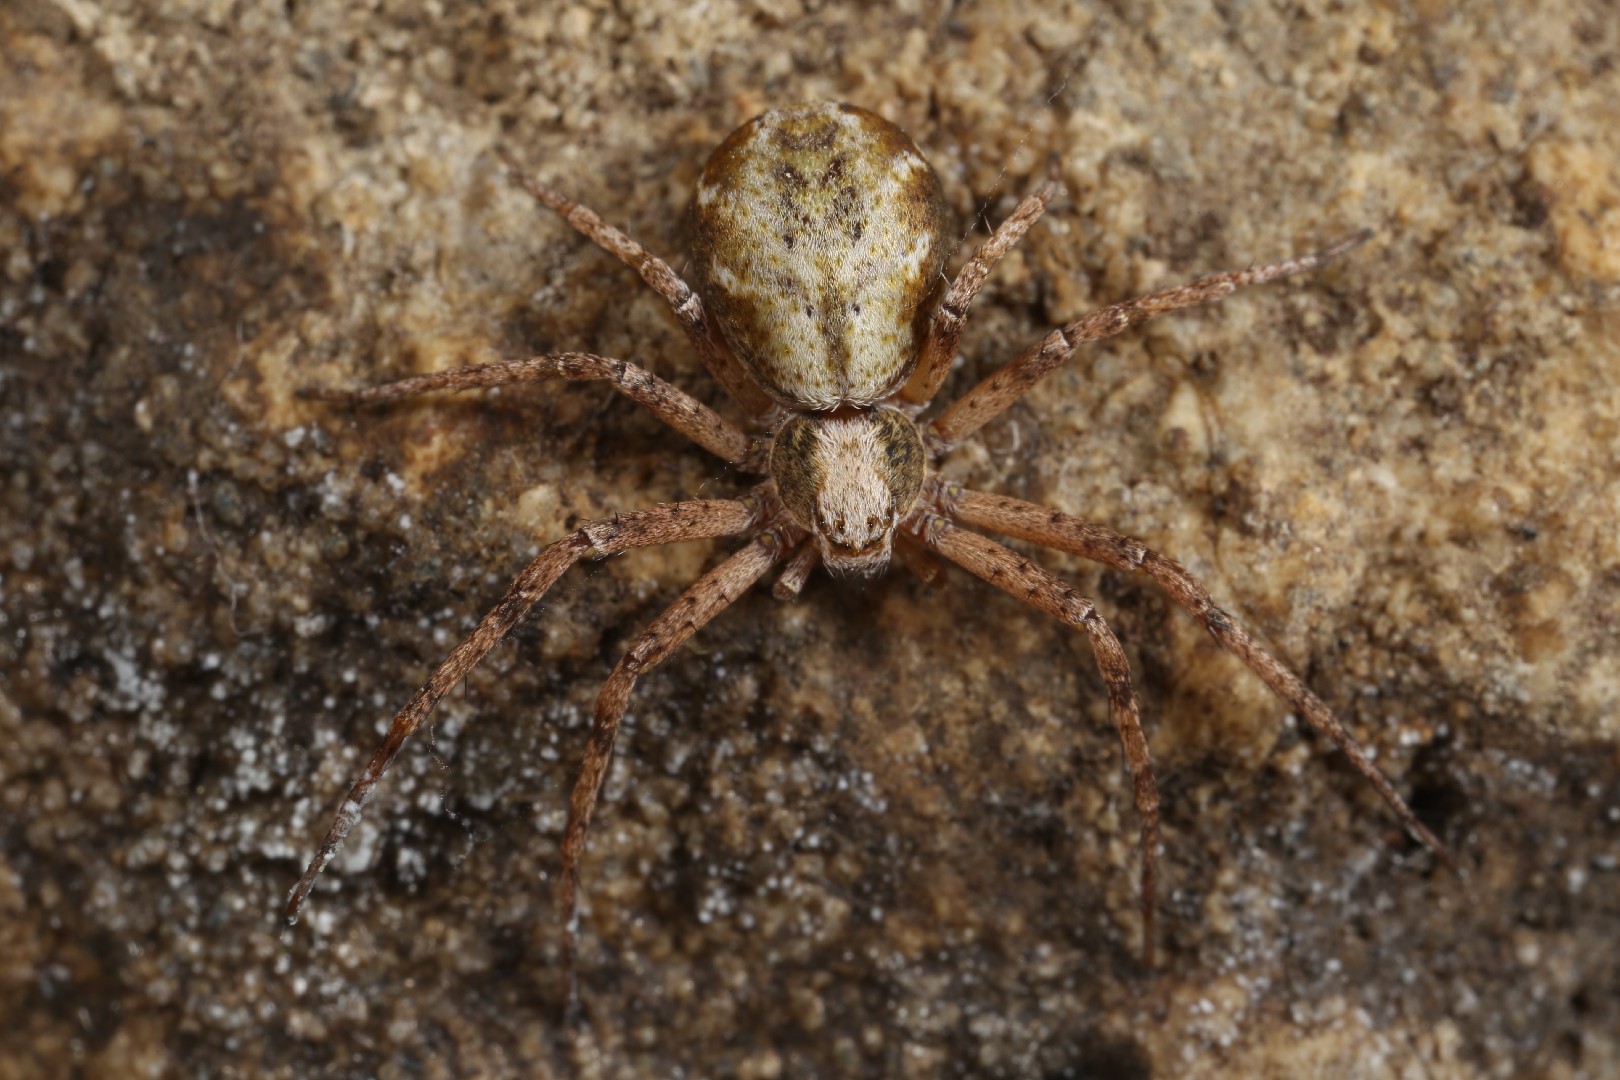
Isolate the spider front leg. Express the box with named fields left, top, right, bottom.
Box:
left=497, top=149, right=775, bottom=417
left=939, top=484, right=1451, bottom=865
left=556, top=525, right=797, bottom=1015
left=905, top=510, right=1162, bottom=966
left=928, top=231, right=1373, bottom=449
left=299, top=352, right=762, bottom=468
left=285, top=495, right=770, bottom=925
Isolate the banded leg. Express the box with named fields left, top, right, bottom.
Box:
left=497, top=149, right=775, bottom=417
left=940, top=484, right=1450, bottom=864
left=556, top=527, right=794, bottom=1009
left=300, top=352, right=760, bottom=467
left=899, top=183, right=1060, bottom=406
left=285, top=496, right=767, bottom=924
left=907, top=511, right=1161, bottom=965
left=929, top=231, right=1372, bottom=448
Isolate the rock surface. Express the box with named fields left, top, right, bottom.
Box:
left=2, top=1, right=1617, bottom=1077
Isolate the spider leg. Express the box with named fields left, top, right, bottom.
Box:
left=556, top=526, right=794, bottom=1013
left=899, top=183, right=1060, bottom=406
left=938, top=484, right=1452, bottom=865
left=299, top=352, right=760, bottom=467
left=906, top=510, right=1161, bottom=966
left=497, top=148, right=775, bottom=417
left=285, top=495, right=770, bottom=926
left=928, top=231, right=1372, bottom=449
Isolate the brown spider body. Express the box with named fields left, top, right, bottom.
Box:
left=289, top=102, right=1448, bottom=1009
left=692, top=103, right=950, bottom=411
left=694, top=103, right=945, bottom=575
left=770, top=407, right=926, bottom=576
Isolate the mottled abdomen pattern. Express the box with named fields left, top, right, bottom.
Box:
left=691, top=103, right=951, bottom=410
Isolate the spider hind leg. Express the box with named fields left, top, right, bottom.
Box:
left=928, top=231, right=1374, bottom=449
left=297, top=352, right=760, bottom=466
left=497, top=148, right=773, bottom=416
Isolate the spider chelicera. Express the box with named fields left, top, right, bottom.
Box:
left=286, top=102, right=1449, bottom=998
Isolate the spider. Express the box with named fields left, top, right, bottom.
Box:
left=286, top=102, right=1449, bottom=1000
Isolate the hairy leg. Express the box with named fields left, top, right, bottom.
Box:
left=497, top=149, right=775, bottom=416
left=907, top=510, right=1161, bottom=965
left=939, top=483, right=1450, bottom=863
left=556, top=526, right=795, bottom=1009
left=929, top=231, right=1372, bottom=449
left=899, top=183, right=1059, bottom=406
left=285, top=495, right=770, bottom=924
left=300, top=352, right=761, bottom=467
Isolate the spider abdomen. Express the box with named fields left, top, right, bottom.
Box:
left=690, top=102, right=951, bottom=411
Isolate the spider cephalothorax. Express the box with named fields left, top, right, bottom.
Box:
left=770, top=406, right=927, bottom=575
left=289, top=102, right=1449, bottom=1008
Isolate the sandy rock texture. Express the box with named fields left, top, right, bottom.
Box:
left=2, top=1, right=1617, bottom=1077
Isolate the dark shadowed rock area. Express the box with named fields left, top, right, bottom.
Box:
left=2, top=1, right=1617, bottom=1077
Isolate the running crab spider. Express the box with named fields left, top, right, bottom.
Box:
left=286, top=103, right=1450, bottom=1000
